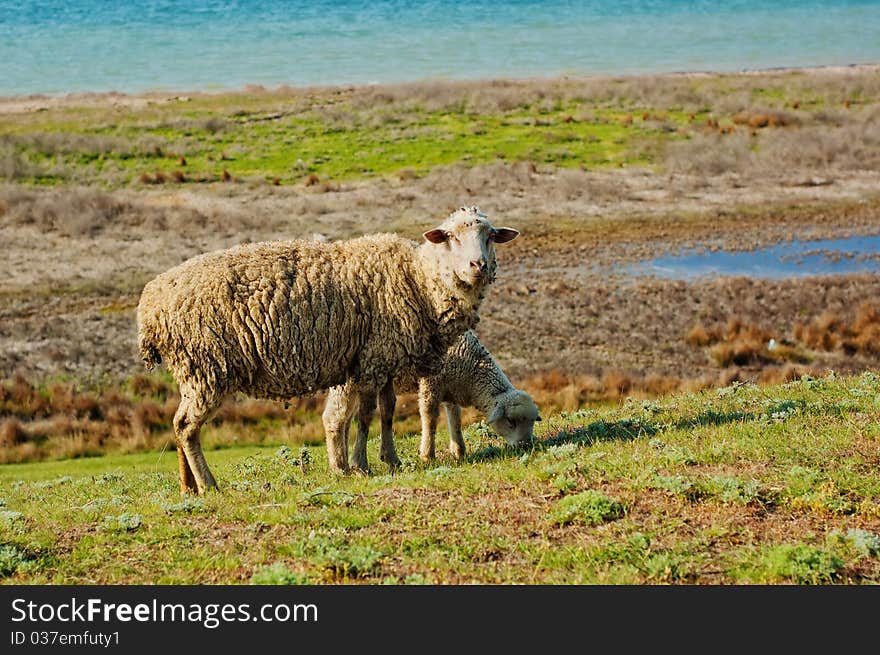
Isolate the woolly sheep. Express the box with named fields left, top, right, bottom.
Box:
left=137, top=206, right=518, bottom=493
left=324, top=330, right=541, bottom=471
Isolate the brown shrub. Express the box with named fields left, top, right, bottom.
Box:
left=748, top=114, right=770, bottom=129
left=853, top=302, right=880, bottom=333
left=171, top=170, right=186, bottom=183
left=644, top=374, right=681, bottom=396
left=2, top=375, right=50, bottom=418
left=131, top=400, right=168, bottom=437
left=130, top=373, right=176, bottom=400
left=221, top=169, right=232, bottom=182
left=759, top=364, right=806, bottom=384
left=794, top=312, right=842, bottom=351
left=685, top=322, right=712, bottom=347
left=602, top=369, right=632, bottom=397
left=1, top=418, right=27, bottom=446
left=305, top=173, right=320, bottom=186
left=525, top=369, right=570, bottom=392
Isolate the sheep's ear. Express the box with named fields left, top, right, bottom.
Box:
left=423, top=229, right=448, bottom=244
left=486, top=405, right=505, bottom=424
left=491, top=228, right=519, bottom=244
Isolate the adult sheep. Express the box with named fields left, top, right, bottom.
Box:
left=324, top=329, right=541, bottom=472
left=137, top=206, right=518, bottom=494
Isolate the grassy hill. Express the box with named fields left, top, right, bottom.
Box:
left=2, top=371, right=879, bottom=584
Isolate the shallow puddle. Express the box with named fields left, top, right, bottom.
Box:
left=627, top=234, right=880, bottom=280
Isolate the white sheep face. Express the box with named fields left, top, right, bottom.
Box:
left=487, top=390, right=541, bottom=448
left=423, top=206, right=518, bottom=289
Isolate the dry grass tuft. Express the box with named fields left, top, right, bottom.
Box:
left=794, top=303, right=880, bottom=356
left=1, top=417, right=27, bottom=446
left=687, top=317, right=811, bottom=368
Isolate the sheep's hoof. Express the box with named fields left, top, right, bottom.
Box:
left=449, top=443, right=466, bottom=461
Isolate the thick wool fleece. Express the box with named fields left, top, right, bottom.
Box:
left=138, top=234, right=484, bottom=404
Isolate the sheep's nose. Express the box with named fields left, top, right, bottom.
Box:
left=470, top=259, right=488, bottom=273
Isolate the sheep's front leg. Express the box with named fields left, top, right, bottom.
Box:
left=378, top=379, right=401, bottom=470
left=323, top=384, right=356, bottom=475
left=444, top=402, right=466, bottom=461
left=418, top=378, right=441, bottom=462
left=174, top=388, right=221, bottom=495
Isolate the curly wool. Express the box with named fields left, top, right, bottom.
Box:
left=137, top=234, right=484, bottom=404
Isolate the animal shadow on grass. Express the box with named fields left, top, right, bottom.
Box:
left=673, top=408, right=755, bottom=430
left=467, top=418, right=658, bottom=464
left=467, top=403, right=798, bottom=464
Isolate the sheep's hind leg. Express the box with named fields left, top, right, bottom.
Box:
left=350, top=389, right=376, bottom=473
left=378, top=379, right=401, bottom=470
left=444, top=402, right=466, bottom=461
left=322, top=384, right=355, bottom=475
left=174, top=390, right=221, bottom=495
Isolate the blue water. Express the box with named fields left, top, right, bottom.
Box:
left=1, top=1, right=879, bottom=96
left=628, top=235, right=880, bottom=280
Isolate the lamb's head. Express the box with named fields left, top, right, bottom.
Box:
left=486, top=389, right=541, bottom=448
left=421, top=206, right=518, bottom=291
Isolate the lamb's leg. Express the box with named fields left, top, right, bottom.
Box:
left=444, top=402, right=466, bottom=461
left=322, top=385, right=356, bottom=475
left=418, top=378, right=441, bottom=462
left=378, top=379, right=400, bottom=470
left=173, top=390, right=220, bottom=495
left=351, top=389, right=375, bottom=473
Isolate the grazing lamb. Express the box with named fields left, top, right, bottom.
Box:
left=137, top=206, right=518, bottom=493
left=324, top=330, right=541, bottom=471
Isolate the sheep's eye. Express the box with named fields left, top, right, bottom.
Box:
left=508, top=419, right=518, bottom=429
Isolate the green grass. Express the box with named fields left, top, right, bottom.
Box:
left=1, top=101, right=667, bottom=186
left=2, top=372, right=880, bottom=584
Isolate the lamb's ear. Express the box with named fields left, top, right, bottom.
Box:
left=486, top=405, right=505, bottom=424
left=491, top=227, right=519, bottom=244
left=423, top=229, right=448, bottom=244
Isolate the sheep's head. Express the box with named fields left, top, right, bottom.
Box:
left=486, top=389, right=541, bottom=448
left=422, top=206, right=518, bottom=291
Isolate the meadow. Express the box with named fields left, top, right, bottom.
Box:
left=1, top=373, right=879, bottom=584
left=2, top=66, right=880, bottom=584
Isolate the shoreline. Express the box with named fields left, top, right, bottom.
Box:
left=2, top=62, right=878, bottom=115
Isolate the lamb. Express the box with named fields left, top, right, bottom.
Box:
left=136, top=206, right=518, bottom=493
left=323, top=330, right=541, bottom=472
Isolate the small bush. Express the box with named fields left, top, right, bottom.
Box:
left=250, top=563, right=309, bottom=585
left=550, top=490, right=624, bottom=526
left=101, top=513, right=142, bottom=533
left=829, top=528, right=880, bottom=558
left=0, top=545, right=28, bottom=577
left=759, top=543, right=843, bottom=584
